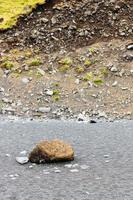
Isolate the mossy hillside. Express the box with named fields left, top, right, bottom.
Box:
left=0, top=0, right=45, bottom=29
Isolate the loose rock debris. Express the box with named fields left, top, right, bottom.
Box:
left=16, top=156, right=29, bottom=164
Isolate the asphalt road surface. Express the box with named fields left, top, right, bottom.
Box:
left=0, top=119, right=133, bottom=200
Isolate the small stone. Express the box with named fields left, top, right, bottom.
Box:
left=22, top=77, right=30, bottom=84
left=16, top=156, right=29, bottom=164
left=112, top=81, right=118, bottom=87
left=37, top=68, right=45, bottom=76
left=80, top=165, right=89, bottom=170
left=123, top=53, right=133, bottom=61
left=127, top=43, right=133, bottom=50
left=29, top=140, right=74, bottom=163
left=20, top=150, right=27, bottom=155
left=40, top=18, right=49, bottom=23
left=111, top=66, right=118, bottom=72
left=72, top=164, right=79, bottom=168
left=43, top=171, right=50, bottom=175
left=98, top=111, right=107, bottom=118
left=95, top=176, right=102, bottom=180
left=90, top=119, right=97, bottom=123
left=29, top=165, right=33, bottom=169
left=45, top=90, right=53, bottom=96
left=105, top=160, right=110, bottom=163
left=5, top=154, right=10, bottom=157
left=130, top=69, right=133, bottom=74
left=104, top=154, right=109, bottom=158
left=85, top=191, right=90, bottom=195
left=119, top=69, right=125, bottom=77
left=70, top=169, right=79, bottom=173
left=11, top=177, right=16, bottom=180
left=0, top=87, right=4, bottom=92
left=75, top=79, right=80, bottom=84
left=14, top=174, right=19, bottom=177
left=121, top=87, right=128, bottom=90
left=38, top=107, right=51, bottom=113
left=43, top=169, right=50, bottom=174
left=64, top=164, right=73, bottom=168
left=54, top=169, right=61, bottom=173
left=9, top=174, right=14, bottom=178
left=51, top=17, right=57, bottom=24
left=24, top=65, right=29, bottom=71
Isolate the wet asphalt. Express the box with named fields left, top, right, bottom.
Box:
left=0, top=119, right=133, bottom=200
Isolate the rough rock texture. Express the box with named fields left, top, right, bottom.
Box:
left=29, top=140, right=74, bottom=163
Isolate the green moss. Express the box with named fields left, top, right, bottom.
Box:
left=1, top=56, right=9, bottom=62
left=99, top=67, right=108, bottom=77
left=83, top=72, right=93, bottom=81
left=58, top=57, right=72, bottom=73
left=92, top=59, right=97, bottom=64
left=28, top=58, right=42, bottom=67
left=0, top=0, right=46, bottom=29
left=75, top=66, right=84, bottom=73
left=93, top=78, right=103, bottom=85
left=10, top=72, right=20, bottom=78
left=88, top=47, right=95, bottom=54
left=52, top=89, right=60, bottom=101
left=59, top=57, right=72, bottom=66
left=0, top=61, right=14, bottom=70
left=58, top=65, right=70, bottom=72
left=52, top=82, right=60, bottom=87
left=53, top=90, right=60, bottom=96
left=84, top=59, right=92, bottom=67
left=53, top=95, right=60, bottom=101
left=36, top=71, right=43, bottom=79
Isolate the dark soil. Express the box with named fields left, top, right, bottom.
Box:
left=0, top=0, right=132, bottom=53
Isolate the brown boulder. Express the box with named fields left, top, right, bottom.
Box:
left=29, top=140, right=74, bottom=163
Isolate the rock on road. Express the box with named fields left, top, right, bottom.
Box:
left=0, top=119, right=133, bottom=200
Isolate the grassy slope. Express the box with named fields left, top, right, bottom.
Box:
left=0, top=0, right=45, bottom=29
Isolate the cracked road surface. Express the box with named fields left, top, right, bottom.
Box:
left=0, top=119, right=133, bottom=200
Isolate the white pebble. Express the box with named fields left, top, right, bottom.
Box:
left=22, top=77, right=30, bottom=84
left=46, top=90, right=53, bottom=96
left=54, top=170, right=61, bottom=173
left=16, top=156, right=29, bottom=164
left=5, top=154, right=10, bottom=157
left=64, top=164, right=73, bottom=168
left=104, top=154, right=109, bottom=158
left=20, top=150, right=27, bottom=155
left=72, top=164, right=79, bottom=168
left=29, top=165, right=33, bottom=169
left=112, top=81, right=118, bottom=87
left=43, top=171, right=50, bottom=175
left=80, top=165, right=89, bottom=170
left=70, top=169, right=79, bottom=173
